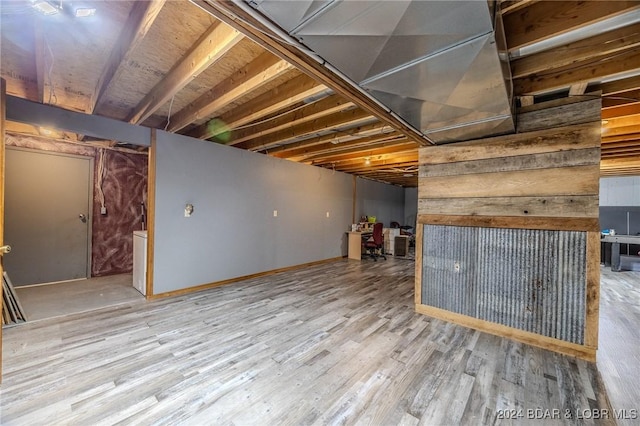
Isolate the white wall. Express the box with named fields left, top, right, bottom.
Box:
left=600, top=177, right=640, bottom=206
left=153, top=131, right=363, bottom=294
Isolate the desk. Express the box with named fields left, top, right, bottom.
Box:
left=347, top=231, right=371, bottom=260
left=601, top=234, right=640, bottom=271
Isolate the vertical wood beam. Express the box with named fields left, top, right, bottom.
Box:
left=585, top=231, right=601, bottom=349
left=145, top=129, right=156, bottom=298
left=0, top=78, right=6, bottom=381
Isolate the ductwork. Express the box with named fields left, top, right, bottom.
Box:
left=246, top=0, right=514, bottom=143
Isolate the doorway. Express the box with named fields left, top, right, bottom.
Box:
left=4, top=147, right=92, bottom=286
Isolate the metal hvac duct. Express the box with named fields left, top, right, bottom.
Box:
left=246, top=0, right=515, bottom=143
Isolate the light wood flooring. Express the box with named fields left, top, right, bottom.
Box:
left=14, top=274, right=143, bottom=322
left=0, top=256, right=628, bottom=425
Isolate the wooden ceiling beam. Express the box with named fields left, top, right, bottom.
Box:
left=193, top=0, right=433, bottom=146
left=127, top=21, right=243, bottom=125
left=228, top=95, right=354, bottom=146
left=238, top=110, right=375, bottom=151
left=511, top=23, right=640, bottom=79
left=602, top=102, right=640, bottom=120
left=308, top=142, right=416, bottom=165
left=602, top=96, right=640, bottom=109
left=499, top=0, right=542, bottom=15
left=268, top=122, right=392, bottom=157
left=331, top=153, right=418, bottom=170
left=286, top=133, right=405, bottom=161
left=591, top=75, right=640, bottom=95
left=503, top=1, right=640, bottom=51
left=602, top=123, right=640, bottom=138
left=187, top=73, right=325, bottom=139
left=602, top=132, right=640, bottom=144
left=513, top=49, right=640, bottom=95
left=92, top=0, right=166, bottom=114
left=603, top=112, right=640, bottom=129
left=337, top=159, right=419, bottom=174
left=168, top=53, right=293, bottom=132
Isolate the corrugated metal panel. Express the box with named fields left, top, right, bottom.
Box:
left=422, top=225, right=587, bottom=344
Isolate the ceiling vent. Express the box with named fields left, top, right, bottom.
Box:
left=247, top=0, right=514, bottom=143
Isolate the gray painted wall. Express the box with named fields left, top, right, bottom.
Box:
left=354, top=177, right=405, bottom=227
left=153, top=131, right=355, bottom=294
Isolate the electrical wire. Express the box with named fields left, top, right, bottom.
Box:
left=44, top=37, right=57, bottom=105
left=96, top=149, right=106, bottom=212
left=164, top=94, right=176, bottom=131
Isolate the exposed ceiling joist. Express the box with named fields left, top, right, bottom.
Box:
left=238, top=109, right=375, bottom=151
left=228, top=95, right=354, bottom=146
left=187, top=73, right=325, bottom=139
left=93, top=0, right=166, bottom=114
left=592, top=74, right=640, bottom=95
left=514, top=49, right=640, bottom=95
left=127, top=21, right=243, bottom=125
left=503, top=0, right=640, bottom=51
left=308, top=142, right=416, bottom=165
left=168, top=52, right=293, bottom=132
left=511, top=23, right=640, bottom=79
left=602, top=102, right=640, bottom=120
left=290, top=134, right=407, bottom=162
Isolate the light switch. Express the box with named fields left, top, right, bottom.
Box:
left=326, top=211, right=330, bottom=218
left=273, top=210, right=278, bottom=217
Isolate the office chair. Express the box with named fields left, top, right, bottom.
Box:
left=364, top=222, right=386, bottom=261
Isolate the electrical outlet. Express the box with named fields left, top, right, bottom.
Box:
left=100, top=206, right=107, bottom=215
left=326, top=211, right=330, bottom=218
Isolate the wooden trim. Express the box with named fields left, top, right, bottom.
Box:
left=1, top=78, right=6, bottom=381
left=415, top=304, right=596, bottom=361
left=417, top=214, right=600, bottom=232
left=584, top=231, right=601, bottom=349
left=192, top=0, right=433, bottom=147
left=147, top=257, right=343, bottom=300
left=145, top=129, right=156, bottom=298
left=414, top=223, right=423, bottom=306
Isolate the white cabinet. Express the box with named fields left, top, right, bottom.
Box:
left=383, top=228, right=400, bottom=255
left=133, top=230, right=147, bottom=295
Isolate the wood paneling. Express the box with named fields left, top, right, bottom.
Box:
left=419, top=165, right=599, bottom=200
left=419, top=122, right=600, bottom=165
left=516, top=97, right=602, bottom=133
left=416, top=97, right=602, bottom=360
left=418, top=195, right=599, bottom=219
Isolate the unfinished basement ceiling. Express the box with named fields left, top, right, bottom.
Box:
left=2, top=0, right=640, bottom=186
left=247, top=0, right=515, bottom=143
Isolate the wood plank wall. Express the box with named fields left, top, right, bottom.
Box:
left=416, top=97, right=602, bottom=361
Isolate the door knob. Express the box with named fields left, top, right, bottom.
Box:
left=0, top=245, right=11, bottom=255
left=79, top=214, right=87, bottom=223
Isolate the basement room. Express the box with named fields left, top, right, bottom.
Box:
left=1, top=0, right=639, bottom=424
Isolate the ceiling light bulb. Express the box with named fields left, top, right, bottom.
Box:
left=75, top=7, right=96, bottom=17
left=365, top=157, right=371, bottom=165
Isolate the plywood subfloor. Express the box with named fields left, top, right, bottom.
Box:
left=0, top=258, right=621, bottom=425
left=13, top=274, right=144, bottom=322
